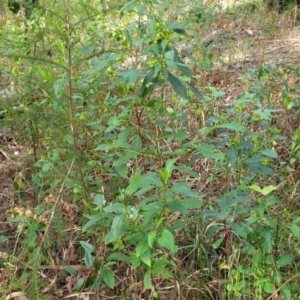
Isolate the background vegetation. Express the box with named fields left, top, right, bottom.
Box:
left=0, top=0, right=299, bottom=299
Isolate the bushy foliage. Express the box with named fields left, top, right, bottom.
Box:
left=0, top=0, right=299, bottom=299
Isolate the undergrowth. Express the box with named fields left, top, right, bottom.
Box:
left=0, top=0, right=299, bottom=299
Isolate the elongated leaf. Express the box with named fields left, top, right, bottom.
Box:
left=82, top=214, right=102, bottom=233
left=259, top=149, right=278, bottom=158
left=136, top=237, right=149, bottom=257
left=167, top=22, right=187, bottom=36
left=185, top=81, right=203, bottom=99
left=277, top=254, right=294, bottom=268
left=141, top=249, right=152, bottom=267
left=114, top=164, right=128, bottom=178
left=226, top=146, right=238, bottom=166
left=94, top=194, right=104, bottom=209
left=85, top=251, right=94, bottom=267
left=263, top=282, right=275, bottom=294
left=183, top=197, right=203, bottom=209
left=281, top=286, right=291, bottom=300
left=107, top=252, right=130, bottom=262
left=75, top=278, right=85, bottom=292
left=104, top=215, right=127, bottom=244
left=174, top=49, right=192, bottom=77
left=260, top=228, right=273, bottom=252
left=148, top=230, right=157, bottom=248
left=165, top=158, right=178, bottom=176
left=80, top=241, right=95, bottom=253
left=290, top=224, right=300, bottom=237
left=167, top=200, right=187, bottom=215
left=158, top=228, right=177, bottom=253
left=168, top=71, right=189, bottom=100
left=117, top=68, right=141, bottom=85
left=113, top=152, right=136, bottom=167
left=170, top=182, right=193, bottom=197
left=141, top=172, right=163, bottom=187
left=260, top=185, right=277, bottom=196
left=0, top=235, right=9, bottom=243
left=102, top=268, right=115, bottom=289
left=198, top=143, right=224, bottom=160
left=130, top=135, right=142, bottom=153
left=144, top=270, right=152, bottom=289
left=64, top=266, right=78, bottom=276
left=244, top=157, right=273, bottom=175
left=217, top=122, right=247, bottom=132
left=228, top=222, right=249, bottom=239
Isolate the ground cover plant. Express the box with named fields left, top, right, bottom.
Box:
left=0, top=0, right=300, bottom=299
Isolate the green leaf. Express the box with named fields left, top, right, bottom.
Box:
left=104, top=203, right=124, bottom=214
left=28, top=229, right=37, bottom=247
left=114, top=164, right=128, bottom=178
left=94, top=194, right=104, bottom=209
left=141, top=249, right=152, bottom=267
left=102, top=268, right=115, bottom=289
left=116, top=127, right=134, bottom=147
left=75, top=278, right=85, bottom=292
left=185, top=81, right=203, bottom=99
left=174, top=50, right=192, bottom=77
left=260, top=185, right=277, bottom=196
left=85, top=251, right=94, bottom=267
left=167, top=22, right=187, bottom=36
left=217, top=122, right=247, bottom=132
left=226, top=146, right=238, bottom=166
left=198, top=143, right=224, bottom=160
left=160, top=169, right=168, bottom=184
left=170, top=182, right=193, bottom=197
left=167, top=200, right=187, bottom=215
left=244, top=158, right=273, bottom=175
left=104, top=215, right=127, bottom=244
left=290, top=224, right=300, bottom=237
left=42, top=162, right=52, bottom=172
left=183, top=197, right=203, bottom=209
left=117, top=68, right=141, bottom=85
left=0, top=235, right=9, bottom=244
left=152, top=258, right=174, bottom=279
left=165, top=158, right=178, bottom=177
left=228, top=222, right=249, bottom=239
left=141, top=172, right=163, bottom=187
left=175, top=166, right=199, bottom=178
left=281, top=286, right=291, bottom=300
left=259, top=149, right=278, bottom=158
left=263, top=282, right=275, bottom=293
left=64, top=266, right=78, bottom=276
left=130, top=135, right=142, bottom=153
left=158, top=228, right=177, bottom=253
left=136, top=237, right=149, bottom=257
left=107, top=252, right=130, bottom=262
left=148, top=230, right=157, bottom=248
left=144, top=269, right=152, bottom=289
left=167, top=71, right=189, bottom=100
left=248, top=184, right=262, bottom=193
left=80, top=241, right=95, bottom=253
left=212, top=238, right=223, bottom=249
left=113, top=152, right=136, bottom=167
left=173, top=131, right=189, bottom=140
left=260, top=228, right=273, bottom=252
left=82, top=214, right=102, bottom=233
left=277, top=254, right=294, bottom=268
left=249, top=185, right=277, bottom=196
